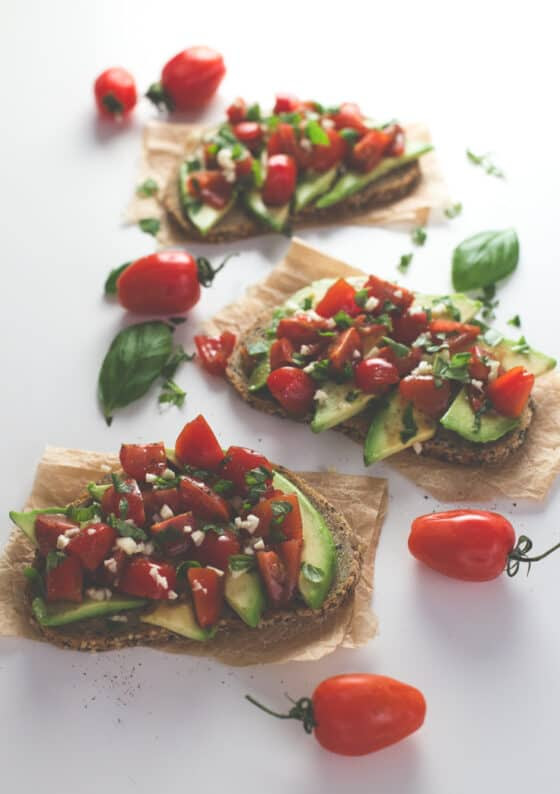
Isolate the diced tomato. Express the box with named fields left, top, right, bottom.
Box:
left=35, top=515, right=79, bottom=556
left=220, top=446, right=273, bottom=494
left=46, top=555, right=83, bottom=603
left=270, top=337, right=294, bottom=369
left=101, top=478, right=145, bottom=526
left=267, top=122, right=301, bottom=160
left=392, top=310, right=429, bottom=345
left=351, top=129, right=393, bottom=172
left=329, top=102, right=368, bottom=135
left=276, top=316, right=331, bottom=345
left=328, top=328, right=361, bottom=374
left=119, top=442, right=166, bottom=482
left=429, top=319, right=480, bottom=339
left=384, top=123, right=405, bottom=156
left=365, top=275, right=414, bottom=312
left=399, top=375, right=451, bottom=419
left=142, top=487, right=182, bottom=521
left=119, top=558, right=177, bottom=600
left=277, top=539, right=303, bottom=603
left=235, top=154, right=253, bottom=179
left=467, top=380, right=487, bottom=414
left=226, top=97, right=246, bottom=123
left=262, top=154, right=297, bottom=206
left=66, top=523, right=117, bottom=572
left=251, top=493, right=303, bottom=541
left=468, top=346, right=491, bottom=381
left=175, top=415, right=224, bottom=471
left=192, top=529, right=241, bottom=571
left=179, top=476, right=231, bottom=522
left=98, top=548, right=127, bottom=587
left=150, top=513, right=194, bottom=557
left=355, top=320, right=388, bottom=350
left=487, top=366, right=534, bottom=418
left=355, top=357, right=399, bottom=394
left=188, top=567, right=223, bottom=628
left=187, top=171, right=233, bottom=210
left=315, top=278, right=361, bottom=318
left=267, top=367, right=316, bottom=417
left=195, top=331, right=236, bottom=376
left=203, top=143, right=217, bottom=168
left=274, top=93, right=300, bottom=113
left=256, top=550, right=286, bottom=607
left=377, top=345, right=422, bottom=377
left=306, top=129, right=347, bottom=172
left=233, top=121, right=263, bottom=152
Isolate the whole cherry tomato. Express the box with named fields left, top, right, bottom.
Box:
left=267, top=367, right=315, bottom=416
left=147, top=46, right=225, bottom=111
left=246, top=673, right=426, bottom=756
left=94, top=67, right=137, bottom=119
left=355, top=358, right=400, bottom=393
left=262, top=154, right=297, bottom=206
left=195, top=331, right=237, bottom=376
left=487, top=366, right=534, bottom=418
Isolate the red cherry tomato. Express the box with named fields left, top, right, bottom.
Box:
left=235, top=154, right=254, bottom=179
left=306, top=129, right=346, bottom=172
left=267, top=123, right=301, bottom=161
left=377, top=345, right=422, bottom=377
left=220, top=446, right=273, bottom=495
left=429, top=319, right=480, bottom=339
left=188, top=567, right=224, bottom=628
left=142, top=488, right=182, bottom=521
left=195, top=331, right=236, bottom=376
left=355, top=358, right=400, bottom=394
left=175, top=415, right=224, bottom=471
left=351, top=129, right=393, bottom=172
left=119, top=558, right=177, bottom=599
left=276, top=316, right=331, bottom=345
left=315, top=278, right=361, bottom=318
left=117, top=252, right=200, bottom=314
left=233, top=121, right=263, bottom=151
left=328, top=328, right=361, bottom=374
left=365, top=274, right=414, bottom=312
left=101, top=478, right=145, bottom=526
left=273, top=93, right=300, bottom=113
left=46, top=555, right=83, bottom=603
left=226, top=97, right=246, bottom=123
left=251, top=493, right=303, bottom=541
left=179, top=476, right=231, bottom=522
left=256, top=549, right=286, bottom=607
left=119, top=443, right=167, bottom=482
left=267, top=367, right=316, bottom=417
left=94, top=67, right=137, bottom=119
left=262, top=154, right=297, bottom=206
left=192, top=529, right=241, bottom=571
left=277, top=539, right=303, bottom=602
left=149, top=513, right=193, bottom=557
left=66, top=523, right=117, bottom=572
left=187, top=170, right=233, bottom=209
left=149, top=47, right=225, bottom=111
left=399, top=375, right=451, bottom=419
left=330, top=102, right=368, bottom=134
left=270, top=338, right=294, bottom=370
left=409, top=510, right=517, bottom=581
left=35, top=515, right=79, bottom=556
left=487, top=366, right=534, bottom=418
left=392, top=310, right=429, bottom=345
left=468, top=346, right=491, bottom=382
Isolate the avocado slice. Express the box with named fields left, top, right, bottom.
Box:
left=311, top=383, right=376, bottom=433
left=224, top=570, right=266, bottom=628
left=490, top=339, right=556, bottom=376
left=316, top=142, right=433, bottom=209
left=412, top=293, right=482, bottom=323
left=364, top=391, right=437, bottom=465
left=440, top=387, right=519, bottom=443
left=244, top=190, right=290, bottom=232
left=140, top=602, right=217, bottom=641
left=10, top=508, right=68, bottom=546
left=294, top=167, right=338, bottom=212
left=178, top=162, right=234, bottom=235
left=31, top=595, right=147, bottom=627
left=272, top=471, right=335, bottom=610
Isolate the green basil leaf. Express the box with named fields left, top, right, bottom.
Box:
left=305, top=120, right=329, bottom=146
left=158, top=379, right=186, bottom=408
left=246, top=103, right=261, bottom=121
left=511, top=335, right=531, bottom=355
left=508, top=314, right=521, bottom=328
left=354, top=288, right=369, bottom=307
left=24, top=566, right=45, bottom=597
left=452, top=229, right=519, bottom=291
left=333, top=311, right=354, bottom=329
left=382, top=336, right=410, bottom=358
left=66, top=503, right=101, bottom=523
left=411, top=227, right=427, bottom=246
left=176, top=560, right=202, bottom=579
left=301, top=562, right=325, bottom=583
left=46, top=550, right=66, bottom=572
left=270, top=500, right=293, bottom=525
left=108, top=514, right=148, bottom=542
left=398, top=253, right=413, bottom=273
left=138, top=218, right=161, bottom=237
left=104, top=262, right=131, bottom=295
left=229, top=554, right=257, bottom=574
left=339, top=128, right=360, bottom=144
left=136, top=178, right=158, bottom=197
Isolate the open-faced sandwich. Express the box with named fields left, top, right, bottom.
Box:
left=165, top=95, right=432, bottom=241
left=8, top=416, right=361, bottom=651
left=228, top=274, right=556, bottom=465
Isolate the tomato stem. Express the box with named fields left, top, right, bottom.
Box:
left=245, top=694, right=316, bottom=734
left=196, top=253, right=238, bottom=288
left=145, top=82, right=174, bottom=112
left=506, top=535, right=560, bottom=577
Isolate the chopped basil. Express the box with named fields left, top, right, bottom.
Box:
left=508, top=314, right=521, bottom=327
left=400, top=402, right=418, bottom=443
left=118, top=497, right=129, bottom=519
left=473, top=399, right=493, bottom=432
left=246, top=103, right=261, bottom=121
left=46, top=550, right=67, bottom=572
left=466, top=149, right=505, bottom=179
left=176, top=560, right=202, bottom=578
left=248, top=340, right=270, bottom=357
left=158, top=379, right=186, bottom=408
left=411, top=227, right=427, bottom=246
left=186, top=157, right=202, bottom=173
left=23, top=566, right=45, bottom=597
left=307, top=359, right=330, bottom=383
left=111, top=473, right=133, bottom=494
left=435, top=296, right=461, bottom=322
left=339, top=128, right=360, bottom=144
left=444, top=202, right=463, bottom=219
left=301, top=562, right=325, bottom=584
left=305, top=120, right=329, bottom=146
left=333, top=310, right=354, bottom=329
left=398, top=253, right=413, bottom=273
left=108, top=514, right=148, bottom=542
left=511, top=335, right=531, bottom=355
left=104, top=262, right=131, bottom=295
left=301, top=296, right=313, bottom=311
left=433, top=352, right=472, bottom=387
left=354, top=288, right=369, bottom=307
left=66, top=503, right=101, bottom=523
left=270, top=500, right=293, bottom=525
left=161, top=345, right=195, bottom=380
left=244, top=466, right=273, bottom=503
left=413, top=332, right=449, bottom=354
left=138, top=218, right=161, bottom=237
left=136, top=178, right=159, bottom=197
left=382, top=336, right=410, bottom=358
left=229, top=554, right=257, bottom=574
left=213, top=479, right=234, bottom=495
left=318, top=329, right=336, bottom=337
left=452, top=229, right=519, bottom=291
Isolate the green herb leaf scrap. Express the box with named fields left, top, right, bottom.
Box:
left=452, top=228, right=519, bottom=291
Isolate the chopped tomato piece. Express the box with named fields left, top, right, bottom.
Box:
left=46, top=555, right=83, bottom=603
left=203, top=143, right=217, bottom=168
left=267, top=367, right=316, bottom=417
left=377, top=345, right=422, bottom=377
left=175, top=415, right=224, bottom=471
left=119, top=558, right=177, bottom=600
left=195, top=331, right=236, bottom=376
left=191, top=529, right=241, bottom=571
left=399, top=375, right=451, bottom=419
left=179, top=476, right=231, bottom=522
left=256, top=550, right=286, bottom=607
left=98, top=548, right=127, bottom=587
left=429, top=319, right=480, bottom=339
left=328, top=328, right=361, bottom=374
left=220, top=446, right=273, bottom=494
left=365, top=275, right=414, bottom=312
left=35, top=515, right=79, bottom=556
left=187, top=170, right=233, bottom=210
left=392, top=310, right=429, bottom=345
left=277, top=539, right=303, bottom=603
left=226, top=97, right=246, bottom=123
left=150, top=513, right=194, bottom=557
left=142, top=487, right=182, bottom=521
left=487, top=366, right=534, bottom=418
left=329, top=102, right=368, bottom=134
left=315, top=278, right=361, bottom=318
left=306, top=129, right=347, bottom=172
left=267, top=122, right=301, bottom=160
left=276, top=316, right=331, bottom=345
left=273, top=93, right=300, bottom=113
left=66, top=523, right=117, bottom=572
left=251, top=492, right=303, bottom=541
left=262, top=154, right=297, bottom=206
left=188, top=567, right=223, bottom=628
left=119, top=442, right=166, bottom=482
left=384, top=123, right=405, bottom=156
left=270, top=337, right=294, bottom=370
left=101, top=478, right=145, bottom=526
left=233, top=121, right=263, bottom=151
left=355, top=357, right=399, bottom=394
left=235, top=154, right=253, bottom=179
left=351, top=128, right=393, bottom=172
left=468, top=346, right=491, bottom=382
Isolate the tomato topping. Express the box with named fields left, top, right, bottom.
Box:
left=273, top=93, right=300, bottom=113
left=355, top=358, right=399, bottom=394
left=277, top=539, right=303, bottom=603
left=175, top=415, right=224, bottom=471
left=226, top=97, right=246, bottom=123
left=270, top=337, right=294, bottom=370
left=46, top=555, right=83, bottom=603
left=119, top=442, right=166, bottom=482
left=179, top=477, right=231, bottom=522
left=142, top=488, right=182, bottom=521
left=487, top=366, right=534, bottom=418
left=119, top=558, right=177, bottom=599
left=66, top=523, right=117, bottom=572
left=101, top=478, right=145, bottom=526
left=192, top=529, right=241, bottom=571
left=262, top=154, right=297, bottom=206
left=267, top=123, right=301, bottom=160
left=256, top=550, right=286, bottom=607
left=409, top=510, right=516, bottom=581
left=355, top=320, right=388, bottom=350
left=150, top=513, right=194, bottom=557
left=384, top=123, right=405, bottom=156
left=188, top=171, right=233, bottom=210
left=94, top=67, right=137, bottom=119
left=220, top=446, right=273, bottom=495
left=391, top=310, right=429, bottom=345
left=204, top=143, right=218, bottom=168
left=468, top=346, right=491, bottom=381
left=399, top=375, right=451, bottom=419
left=157, top=46, right=225, bottom=111
left=329, top=102, right=368, bottom=134
left=276, top=316, right=330, bottom=345
left=328, top=328, right=361, bottom=374
left=117, top=251, right=203, bottom=314
left=195, top=331, right=236, bottom=376
left=233, top=121, right=263, bottom=151
left=188, top=567, right=223, bottom=627
left=429, top=319, right=480, bottom=338
left=35, top=515, right=79, bottom=556
left=98, top=548, right=127, bottom=587
left=377, top=345, right=422, bottom=377
left=235, top=154, right=254, bottom=179
left=315, top=278, right=361, bottom=318
left=351, top=129, right=393, bottom=172
left=251, top=493, right=303, bottom=541
left=267, top=367, right=316, bottom=417
left=306, top=129, right=347, bottom=172
left=365, top=275, right=414, bottom=312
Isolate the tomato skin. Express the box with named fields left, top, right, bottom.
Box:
left=251, top=493, right=303, bottom=540
left=160, top=47, right=225, bottom=110
left=399, top=375, right=451, bottom=419
left=273, top=93, right=300, bottom=113
left=487, top=366, right=534, bottom=418
left=119, top=558, right=177, bottom=599
left=101, top=479, right=145, bottom=526
left=46, top=556, right=83, bottom=603
left=191, top=529, right=240, bottom=571
left=267, top=367, right=316, bottom=417
left=429, top=319, right=480, bottom=339
left=188, top=567, right=223, bottom=627
left=267, top=123, right=301, bottom=160
left=377, top=345, right=422, bottom=377
left=351, top=129, right=393, bottom=172
left=226, top=97, right=246, bottom=123
left=277, top=539, right=302, bottom=602
left=150, top=513, right=194, bottom=557
left=195, top=331, right=236, bottom=376
left=94, top=67, right=137, bottom=118
left=256, top=550, right=286, bottom=607
left=270, top=337, right=294, bottom=370
left=468, top=346, right=491, bottom=382
left=355, top=358, right=399, bottom=394
left=188, top=170, right=233, bottom=209
left=409, top=510, right=516, bottom=581
left=392, top=310, right=429, bottom=345
left=262, top=154, right=297, bottom=206
left=220, top=446, right=273, bottom=495
left=365, top=274, right=414, bottom=312
left=119, top=442, right=166, bottom=482
left=66, top=523, right=117, bottom=572
left=276, top=316, right=330, bottom=345
left=312, top=674, right=426, bottom=756
left=35, top=515, right=79, bottom=556
left=306, top=129, right=346, bottom=172
left=179, top=476, right=231, bottom=522
left=233, top=121, right=263, bottom=151
left=328, top=328, right=361, bottom=374
left=330, top=102, right=367, bottom=134
left=142, top=487, right=182, bottom=521
left=175, top=415, right=224, bottom=471
left=315, top=278, right=360, bottom=318
left=117, top=251, right=201, bottom=314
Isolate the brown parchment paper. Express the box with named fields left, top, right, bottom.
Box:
left=126, top=121, right=449, bottom=245
left=0, top=447, right=387, bottom=665
left=205, top=237, right=560, bottom=502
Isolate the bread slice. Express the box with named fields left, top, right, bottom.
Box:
left=226, top=313, right=534, bottom=467
left=162, top=161, right=421, bottom=243
left=25, top=467, right=363, bottom=656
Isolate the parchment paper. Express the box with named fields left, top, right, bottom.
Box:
left=126, top=121, right=449, bottom=245
left=0, top=447, right=387, bottom=665
left=205, top=237, right=560, bottom=502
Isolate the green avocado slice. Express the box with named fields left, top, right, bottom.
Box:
left=412, top=293, right=482, bottom=322
left=9, top=508, right=68, bottom=546
left=224, top=570, right=266, bottom=628
left=31, top=595, right=148, bottom=627
left=244, top=190, right=290, bottom=232
left=140, top=602, right=217, bottom=641
left=316, top=142, right=433, bottom=209
left=294, top=167, right=338, bottom=212
left=490, top=339, right=556, bottom=376
left=440, top=387, right=519, bottom=443
left=364, top=391, right=437, bottom=465
left=178, top=162, right=234, bottom=235
left=311, top=383, right=375, bottom=433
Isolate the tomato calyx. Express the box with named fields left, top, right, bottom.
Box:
left=146, top=81, right=174, bottom=112
left=245, top=694, right=317, bottom=734
left=506, top=535, right=560, bottom=577
left=102, top=93, right=125, bottom=116
left=196, top=252, right=238, bottom=287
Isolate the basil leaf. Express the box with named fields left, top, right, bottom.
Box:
left=104, top=262, right=131, bottom=295
left=246, top=103, right=261, bottom=121
left=333, top=311, right=354, bottom=329
left=108, top=514, right=148, bottom=542
left=158, top=379, right=186, bottom=408
left=24, top=566, right=45, bottom=597
left=466, top=150, right=505, bottom=179
left=307, top=359, right=330, bottom=383
left=398, top=253, right=413, bottom=273
left=339, top=128, right=360, bottom=144
left=400, top=402, right=418, bottom=443
left=354, top=289, right=369, bottom=307
left=66, top=503, right=101, bottom=523
left=136, top=178, right=158, bottom=197
left=186, top=157, right=202, bottom=173
left=212, top=479, right=234, bottom=495
left=508, top=314, right=521, bottom=328
left=301, top=562, right=325, bottom=583
left=452, top=229, right=519, bottom=291
left=46, top=550, right=66, bottom=572
left=176, top=560, right=202, bottom=578
left=98, top=321, right=174, bottom=425
left=511, top=335, right=531, bottom=355
left=138, top=218, right=161, bottom=236
left=305, top=120, right=329, bottom=146
left=229, top=554, right=257, bottom=574
left=382, top=336, right=410, bottom=358
left=270, top=500, right=293, bottom=525
left=301, top=296, right=313, bottom=310
left=411, top=227, right=427, bottom=246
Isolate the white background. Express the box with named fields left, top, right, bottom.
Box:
left=1, top=2, right=559, bottom=792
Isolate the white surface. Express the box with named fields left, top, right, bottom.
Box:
left=1, top=2, right=559, bottom=792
